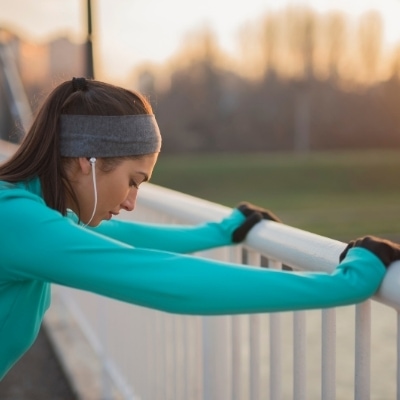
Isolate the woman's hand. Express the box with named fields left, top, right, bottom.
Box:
left=232, top=202, right=281, bottom=243
left=340, top=235, right=400, bottom=268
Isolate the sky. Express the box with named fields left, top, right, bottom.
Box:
left=1, top=0, right=400, bottom=81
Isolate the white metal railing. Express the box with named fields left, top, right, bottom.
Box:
left=0, top=42, right=32, bottom=136
left=49, top=182, right=400, bottom=400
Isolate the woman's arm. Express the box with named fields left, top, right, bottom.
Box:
left=0, top=191, right=386, bottom=315
left=90, top=202, right=280, bottom=254
left=90, top=209, right=246, bottom=253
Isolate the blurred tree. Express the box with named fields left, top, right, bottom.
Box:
left=259, top=13, right=279, bottom=78
left=324, top=11, right=347, bottom=82
left=389, top=45, right=400, bottom=81
left=285, top=6, right=316, bottom=80
left=357, top=11, right=383, bottom=83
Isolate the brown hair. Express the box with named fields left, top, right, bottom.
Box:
left=0, top=79, right=153, bottom=214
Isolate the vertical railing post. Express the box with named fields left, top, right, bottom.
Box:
left=293, top=311, right=307, bottom=400
left=354, top=301, right=371, bottom=400
left=247, top=250, right=262, bottom=400
left=321, top=308, right=336, bottom=400
left=202, top=317, right=213, bottom=400
left=269, top=259, right=282, bottom=400
left=231, top=246, right=245, bottom=400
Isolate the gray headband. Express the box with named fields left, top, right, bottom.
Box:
left=59, top=114, right=162, bottom=157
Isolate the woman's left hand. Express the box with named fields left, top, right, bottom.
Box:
left=339, top=235, right=400, bottom=268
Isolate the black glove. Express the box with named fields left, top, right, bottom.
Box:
left=339, top=235, right=400, bottom=268
left=232, top=202, right=281, bottom=243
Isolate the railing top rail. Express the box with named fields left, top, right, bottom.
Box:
left=137, top=182, right=400, bottom=311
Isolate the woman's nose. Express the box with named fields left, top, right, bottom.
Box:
left=121, top=189, right=137, bottom=212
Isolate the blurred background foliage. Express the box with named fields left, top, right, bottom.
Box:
left=151, top=150, right=400, bottom=242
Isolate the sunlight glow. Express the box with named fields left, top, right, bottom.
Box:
left=0, top=0, right=399, bottom=82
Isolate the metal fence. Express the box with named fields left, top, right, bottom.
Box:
left=51, top=182, right=400, bottom=400
left=0, top=41, right=31, bottom=142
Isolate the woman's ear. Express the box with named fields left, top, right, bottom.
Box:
left=78, top=157, right=93, bottom=175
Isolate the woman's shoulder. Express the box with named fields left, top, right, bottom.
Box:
left=0, top=177, right=50, bottom=227
left=0, top=177, right=44, bottom=203
left=0, top=177, right=73, bottom=239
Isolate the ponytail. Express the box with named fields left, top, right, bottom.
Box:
left=0, top=81, right=74, bottom=212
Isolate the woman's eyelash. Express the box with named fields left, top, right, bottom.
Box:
left=129, top=180, right=138, bottom=188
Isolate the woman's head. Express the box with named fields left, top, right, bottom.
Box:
left=0, top=77, right=161, bottom=221
left=66, top=153, right=158, bottom=226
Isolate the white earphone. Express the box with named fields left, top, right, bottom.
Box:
left=83, top=157, right=98, bottom=227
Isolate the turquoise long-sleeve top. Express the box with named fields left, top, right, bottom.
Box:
left=0, top=177, right=386, bottom=379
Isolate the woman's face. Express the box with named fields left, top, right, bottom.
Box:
left=67, top=153, right=158, bottom=226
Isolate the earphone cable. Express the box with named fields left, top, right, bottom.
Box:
left=83, top=159, right=98, bottom=227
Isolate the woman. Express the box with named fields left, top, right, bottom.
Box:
left=0, top=77, right=394, bottom=379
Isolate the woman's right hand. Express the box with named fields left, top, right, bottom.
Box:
left=339, top=235, right=400, bottom=268
left=232, top=202, right=281, bottom=243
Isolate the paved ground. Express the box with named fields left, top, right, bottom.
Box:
left=0, top=327, right=78, bottom=400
